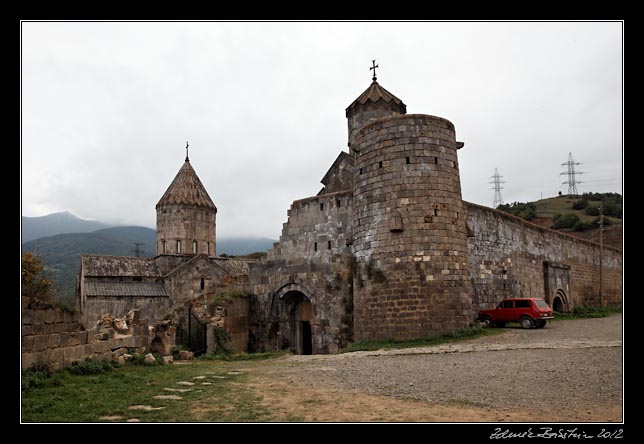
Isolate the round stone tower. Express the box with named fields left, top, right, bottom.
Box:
left=156, top=152, right=217, bottom=257
left=349, top=81, right=473, bottom=341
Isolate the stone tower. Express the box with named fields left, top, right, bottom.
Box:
left=155, top=153, right=217, bottom=257
left=348, top=78, right=473, bottom=341
left=346, top=78, right=407, bottom=153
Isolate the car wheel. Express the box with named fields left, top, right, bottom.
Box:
left=520, top=316, right=535, bottom=329
left=535, top=319, right=546, bottom=329
left=481, top=315, right=495, bottom=328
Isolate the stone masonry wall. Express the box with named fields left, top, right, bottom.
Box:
left=351, top=114, right=473, bottom=341
left=465, top=202, right=622, bottom=313
left=156, top=205, right=216, bottom=256
left=22, top=297, right=150, bottom=371
left=222, top=297, right=249, bottom=353
left=248, top=189, right=354, bottom=354
left=82, top=295, right=172, bottom=328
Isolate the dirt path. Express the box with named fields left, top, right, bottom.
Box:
left=236, top=315, right=623, bottom=422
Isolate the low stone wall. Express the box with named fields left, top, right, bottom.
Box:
left=21, top=297, right=151, bottom=371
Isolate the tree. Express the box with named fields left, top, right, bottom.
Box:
left=21, top=252, right=54, bottom=301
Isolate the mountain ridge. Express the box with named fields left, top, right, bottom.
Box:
left=21, top=212, right=277, bottom=304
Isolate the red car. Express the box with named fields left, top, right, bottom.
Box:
left=478, top=297, right=554, bottom=329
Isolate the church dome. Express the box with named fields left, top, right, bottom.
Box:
left=345, top=79, right=407, bottom=118
left=156, top=159, right=217, bottom=211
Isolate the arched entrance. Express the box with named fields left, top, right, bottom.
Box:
left=553, top=289, right=568, bottom=313
left=270, top=289, right=313, bottom=355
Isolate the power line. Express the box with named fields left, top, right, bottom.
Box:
left=129, top=243, right=145, bottom=257
left=489, top=168, right=505, bottom=208
left=560, top=152, right=584, bottom=196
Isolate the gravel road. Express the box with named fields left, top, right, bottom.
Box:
left=279, top=315, right=623, bottom=418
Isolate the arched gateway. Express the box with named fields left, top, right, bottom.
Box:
left=270, top=283, right=315, bottom=355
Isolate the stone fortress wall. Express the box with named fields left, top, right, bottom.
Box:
left=248, top=189, right=354, bottom=354
left=465, top=202, right=622, bottom=313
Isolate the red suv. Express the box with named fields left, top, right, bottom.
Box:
left=478, top=298, right=554, bottom=329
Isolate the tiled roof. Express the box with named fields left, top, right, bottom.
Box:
left=213, top=258, right=251, bottom=276
left=346, top=80, right=407, bottom=117
left=81, top=255, right=161, bottom=277
left=85, top=281, right=169, bottom=297
left=156, top=160, right=216, bottom=210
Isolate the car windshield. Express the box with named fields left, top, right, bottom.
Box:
left=534, top=299, right=549, bottom=309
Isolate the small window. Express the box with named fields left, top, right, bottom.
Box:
left=176, top=240, right=181, bottom=254
left=434, top=157, right=438, bottom=164
left=336, top=199, right=341, bottom=208
left=193, top=240, right=197, bottom=254
left=434, top=209, right=438, bottom=216
left=207, top=242, right=210, bottom=256
left=320, top=202, right=324, bottom=211
left=328, top=240, right=332, bottom=250
left=162, top=241, right=167, bottom=254
left=314, top=242, right=318, bottom=252
left=406, top=157, right=410, bottom=165
left=456, top=212, right=459, bottom=219
left=379, top=161, right=383, bottom=169
left=359, top=167, right=364, bottom=175
left=515, top=300, right=531, bottom=308
left=502, top=300, right=513, bottom=309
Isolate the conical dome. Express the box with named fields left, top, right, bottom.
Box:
left=156, top=160, right=216, bottom=210
left=346, top=79, right=407, bottom=151
left=155, top=157, right=217, bottom=257
left=346, top=79, right=406, bottom=118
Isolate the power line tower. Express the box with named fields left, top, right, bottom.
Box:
left=129, top=243, right=145, bottom=257
left=490, top=168, right=505, bottom=208
left=560, top=152, right=583, bottom=195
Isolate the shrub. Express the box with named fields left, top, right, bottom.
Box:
left=68, top=358, right=117, bottom=375
left=127, top=353, right=160, bottom=366
left=585, top=206, right=600, bottom=216
left=572, top=199, right=588, bottom=210
left=171, top=345, right=186, bottom=360
left=497, top=202, right=537, bottom=221
left=574, top=221, right=593, bottom=231
left=552, top=213, right=580, bottom=229
left=22, top=369, right=58, bottom=391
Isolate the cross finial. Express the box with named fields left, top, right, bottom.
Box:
left=185, top=141, right=189, bottom=161
left=370, top=60, right=379, bottom=81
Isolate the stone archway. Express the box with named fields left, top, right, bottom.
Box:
left=553, top=289, right=569, bottom=313
left=270, top=285, right=315, bottom=355
left=283, top=291, right=313, bottom=355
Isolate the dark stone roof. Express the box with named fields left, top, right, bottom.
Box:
left=320, top=151, right=354, bottom=186
left=212, top=258, right=250, bottom=276
left=81, top=255, right=161, bottom=277
left=156, top=160, right=217, bottom=210
left=345, top=80, right=407, bottom=117
left=85, top=281, right=168, bottom=297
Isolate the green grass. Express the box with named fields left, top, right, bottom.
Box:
left=21, top=360, right=271, bottom=422
left=341, top=325, right=504, bottom=353
left=553, top=305, right=622, bottom=321
left=532, top=196, right=621, bottom=225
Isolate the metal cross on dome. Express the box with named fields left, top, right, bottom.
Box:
left=370, top=60, right=379, bottom=81
left=185, top=141, right=189, bottom=161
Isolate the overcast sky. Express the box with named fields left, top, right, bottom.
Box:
left=21, top=22, right=622, bottom=239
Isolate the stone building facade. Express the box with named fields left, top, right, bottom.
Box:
left=74, top=74, right=622, bottom=357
